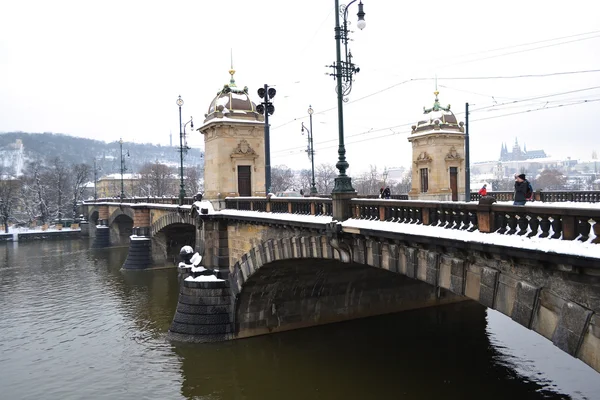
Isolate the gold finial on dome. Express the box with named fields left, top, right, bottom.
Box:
left=229, top=49, right=236, bottom=87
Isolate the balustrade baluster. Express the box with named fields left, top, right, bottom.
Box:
left=429, top=208, right=438, bottom=226
left=392, top=206, right=400, bottom=222
left=506, top=213, right=518, bottom=235
left=409, top=207, right=417, bottom=224
left=438, top=208, right=447, bottom=228
left=416, top=208, right=423, bottom=224
left=528, top=216, right=540, bottom=238
left=550, top=216, right=562, bottom=239
left=469, top=211, right=478, bottom=232
left=539, top=216, right=551, bottom=238
left=517, top=214, right=529, bottom=236
left=461, top=210, right=470, bottom=230
left=445, top=210, right=455, bottom=229
left=453, top=210, right=462, bottom=230
left=577, top=217, right=591, bottom=241
left=495, top=213, right=507, bottom=234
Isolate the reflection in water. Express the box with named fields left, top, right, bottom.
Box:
left=0, top=240, right=598, bottom=400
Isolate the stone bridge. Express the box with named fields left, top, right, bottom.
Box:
left=80, top=201, right=199, bottom=269
left=80, top=197, right=600, bottom=373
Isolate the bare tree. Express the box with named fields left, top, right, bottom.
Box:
left=20, top=160, right=51, bottom=225
left=47, top=157, right=69, bottom=223
left=536, top=169, right=567, bottom=190
left=354, top=165, right=381, bottom=195
left=296, top=169, right=313, bottom=194
left=0, top=167, right=21, bottom=232
left=271, top=165, right=295, bottom=193
left=185, top=164, right=203, bottom=196
left=70, top=163, right=91, bottom=219
left=139, top=162, right=176, bottom=197
left=315, top=163, right=337, bottom=194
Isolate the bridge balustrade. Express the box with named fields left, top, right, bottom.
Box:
left=87, top=197, right=195, bottom=205
left=471, top=190, right=600, bottom=203
left=346, top=199, right=600, bottom=243
left=491, top=205, right=600, bottom=242
left=224, top=197, right=333, bottom=217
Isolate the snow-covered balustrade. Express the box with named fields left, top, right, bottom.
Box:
left=471, top=190, right=600, bottom=203
left=351, top=199, right=478, bottom=230
left=349, top=199, right=599, bottom=243
left=225, top=197, right=333, bottom=217
left=83, top=196, right=196, bottom=205
left=491, top=204, right=600, bottom=242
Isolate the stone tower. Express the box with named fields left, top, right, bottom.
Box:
left=407, top=89, right=465, bottom=201
left=197, top=68, right=265, bottom=201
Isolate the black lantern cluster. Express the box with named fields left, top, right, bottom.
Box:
left=257, top=84, right=277, bottom=195
left=256, top=86, right=276, bottom=115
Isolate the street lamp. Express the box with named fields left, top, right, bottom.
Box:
left=93, top=159, right=102, bottom=200
left=176, top=95, right=188, bottom=205
left=328, top=0, right=366, bottom=193
left=256, top=85, right=276, bottom=195
left=119, top=138, right=129, bottom=200
left=301, top=105, right=317, bottom=195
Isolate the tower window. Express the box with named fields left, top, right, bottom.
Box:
left=420, top=168, right=428, bottom=193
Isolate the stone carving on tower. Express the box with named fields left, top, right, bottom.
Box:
left=197, top=65, right=265, bottom=203
left=231, top=139, right=258, bottom=159
left=407, top=83, right=465, bottom=201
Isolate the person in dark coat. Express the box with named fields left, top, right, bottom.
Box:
left=383, top=186, right=391, bottom=199
left=513, top=174, right=528, bottom=205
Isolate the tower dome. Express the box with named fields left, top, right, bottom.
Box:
left=411, top=90, right=463, bottom=135
left=203, top=68, right=263, bottom=124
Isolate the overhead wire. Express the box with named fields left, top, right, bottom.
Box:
left=270, top=93, right=600, bottom=158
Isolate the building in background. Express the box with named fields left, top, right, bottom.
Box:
left=500, top=138, right=547, bottom=161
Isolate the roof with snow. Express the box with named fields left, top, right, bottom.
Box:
left=410, top=90, right=464, bottom=137
left=200, top=68, right=264, bottom=129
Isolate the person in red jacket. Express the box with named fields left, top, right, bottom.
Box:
left=478, top=184, right=487, bottom=196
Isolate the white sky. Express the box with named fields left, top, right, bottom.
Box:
left=1, top=0, right=599, bottom=175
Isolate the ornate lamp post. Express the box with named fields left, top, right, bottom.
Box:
left=93, top=159, right=101, bottom=200
left=301, top=105, right=317, bottom=195
left=328, top=0, right=366, bottom=193
left=176, top=95, right=185, bottom=205
left=119, top=138, right=129, bottom=200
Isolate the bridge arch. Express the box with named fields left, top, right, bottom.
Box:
left=227, top=234, right=598, bottom=370
left=108, top=208, right=134, bottom=246
left=151, top=212, right=197, bottom=265
left=108, top=207, right=134, bottom=227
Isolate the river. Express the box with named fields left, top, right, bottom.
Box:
left=0, top=240, right=599, bottom=400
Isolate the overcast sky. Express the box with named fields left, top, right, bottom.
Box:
left=1, top=0, right=599, bottom=175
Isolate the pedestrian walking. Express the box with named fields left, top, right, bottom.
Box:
left=513, top=174, right=530, bottom=206
left=379, top=187, right=384, bottom=199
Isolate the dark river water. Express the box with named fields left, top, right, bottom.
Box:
left=1, top=240, right=599, bottom=400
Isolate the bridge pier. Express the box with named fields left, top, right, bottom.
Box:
left=168, top=272, right=234, bottom=343
left=91, top=205, right=110, bottom=248
left=79, top=220, right=89, bottom=237
left=122, top=206, right=153, bottom=270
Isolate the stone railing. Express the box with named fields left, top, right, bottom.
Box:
left=470, top=190, right=600, bottom=203
left=84, top=197, right=196, bottom=205
left=225, top=197, right=333, bottom=217
left=349, top=199, right=600, bottom=243
left=223, top=197, right=599, bottom=243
